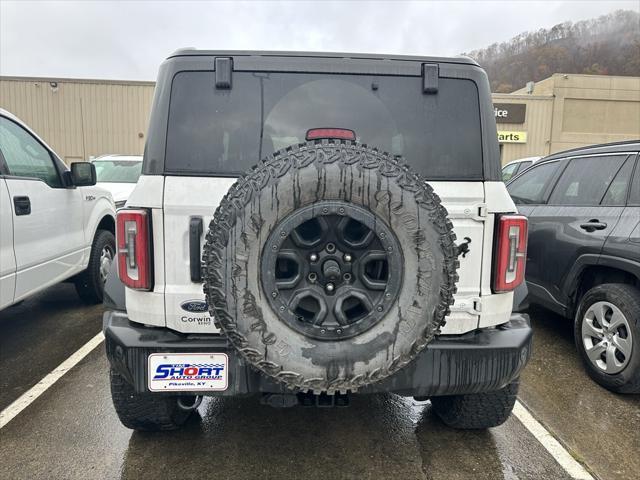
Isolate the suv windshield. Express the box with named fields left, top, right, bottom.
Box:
left=94, top=160, right=142, bottom=183
left=165, top=71, right=483, bottom=180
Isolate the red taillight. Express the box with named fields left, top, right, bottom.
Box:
left=116, top=209, right=152, bottom=290
left=493, top=214, right=528, bottom=293
left=306, top=128, right=356, bottom=141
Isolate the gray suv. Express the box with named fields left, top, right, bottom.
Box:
left=507, top=141, right=640, bottom=393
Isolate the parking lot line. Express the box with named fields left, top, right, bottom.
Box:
left=0, top=331, right=104, bottom=430
left=513, top=401, right=594, bottom=480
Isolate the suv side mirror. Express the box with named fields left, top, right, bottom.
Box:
left=70, top=162, right=97, bottom=186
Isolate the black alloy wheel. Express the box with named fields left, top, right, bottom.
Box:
left=261, top=201, right=403, bottom=340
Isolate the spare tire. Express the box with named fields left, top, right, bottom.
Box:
left=203, top=140, right=458, bottom=394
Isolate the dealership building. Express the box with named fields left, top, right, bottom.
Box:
left=494, top=73, right=640, bottom=164
left=0, top=72, right=638, bottom=165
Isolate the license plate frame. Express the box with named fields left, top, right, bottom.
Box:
left=147, top=353, right=228, bottom=392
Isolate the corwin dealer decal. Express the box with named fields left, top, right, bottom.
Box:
left=180, top=299, right=212, bottom=326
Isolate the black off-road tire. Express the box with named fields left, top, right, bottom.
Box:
left=110, top=369, right=194, bottom=431
left=431, top=380, right=519, bottom=429
left=202, top=140, right=458, bottom=394
left=574, top=284, right=640, bottom=394
left=75, top=229, right=115, bottom=304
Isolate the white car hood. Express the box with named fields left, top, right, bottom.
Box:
left=96, top=182, right=137, bottom=204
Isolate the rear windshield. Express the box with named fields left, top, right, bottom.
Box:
left=165, top=71, right=483, bottom=179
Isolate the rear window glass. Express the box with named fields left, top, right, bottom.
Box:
left=165, top=71, right=483, bottom=179
left=548, top=155, right=627, bottom=206
left=601, top=156, right=633, bottom=205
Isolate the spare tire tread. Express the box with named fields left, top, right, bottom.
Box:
left=203, top=140, right=458, bottom=393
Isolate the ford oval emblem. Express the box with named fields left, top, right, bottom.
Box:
left=180, top=300, right=209, bottom=313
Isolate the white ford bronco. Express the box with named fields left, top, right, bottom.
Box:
left=103, top=51, right=532, bottom=431
left=0, top=109, right=116, bottom=310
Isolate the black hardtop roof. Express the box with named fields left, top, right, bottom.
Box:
left=167, top=49, right=478, bottom=66
left=541, top=140, right=640, bottom=163
left=143, top=49, right=501, bottom=180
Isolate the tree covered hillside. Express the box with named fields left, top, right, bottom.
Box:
left=466, top=10, right=640, bottom=93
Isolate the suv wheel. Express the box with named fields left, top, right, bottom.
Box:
left=575, top=284, right=640, bottom=394
left=75, top=229, right=115, bottom=304
left=110, top=369, right=196, bottom=431
left=430, top=379, right=519, bottom=429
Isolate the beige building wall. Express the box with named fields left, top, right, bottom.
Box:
left=0, top=76, right=155, bottom=164
left=546, top=74, right=640, bottom=152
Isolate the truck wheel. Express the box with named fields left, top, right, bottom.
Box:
left=575, top=284, right=640, bottom=394
left=431, top=380, right=519, bottom=429
left=75, top=229, right=115, bottom=304
left=203, top=140, right=458, bottom=394
left=109, top=369, right=195, bottom=431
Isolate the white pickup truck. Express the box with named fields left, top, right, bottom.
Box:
left=0, top=109, right=116, bottom=310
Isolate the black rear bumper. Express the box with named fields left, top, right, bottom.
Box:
left=103, top=311, right=532, bottom=397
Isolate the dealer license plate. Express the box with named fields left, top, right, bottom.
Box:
left=147, top=353, right=228, bottom=392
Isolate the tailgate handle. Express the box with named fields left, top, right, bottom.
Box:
left=189, top=217, right=204, bottom=282
left=13, top=196, right=31, bottom=216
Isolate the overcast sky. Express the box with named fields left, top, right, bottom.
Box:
left=1, top=0, right=638, bottom=81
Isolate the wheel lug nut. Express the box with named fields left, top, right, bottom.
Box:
left=326, top=283, right=335, bottom=293
left=344, top=253, right=352, bottom=262
left=376, top=305, right=383, bottom=312
left=310, top=253, right=318, bottom=262
left=308, top=272, right=317, bottom=283
left=272, top=291, right=278, bottom=298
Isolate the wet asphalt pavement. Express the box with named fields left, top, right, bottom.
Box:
left=0, top=285, right=638, bottom=480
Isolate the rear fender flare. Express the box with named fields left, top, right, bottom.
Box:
left=562, top=254, right=600, bottom=303
left=563, top=254, right=640, bottom=315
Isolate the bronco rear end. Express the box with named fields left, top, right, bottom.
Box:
left=104, top=50, right=531, bottom=431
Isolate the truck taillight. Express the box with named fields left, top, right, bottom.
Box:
left=116, top=209, right=152, bottom=290
left=493, top=214, right=528, bottom=293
